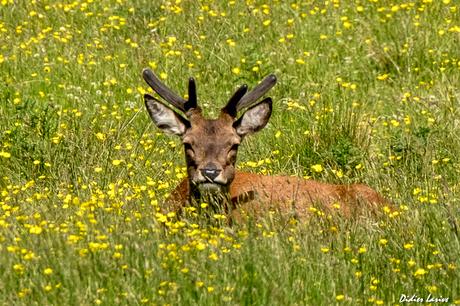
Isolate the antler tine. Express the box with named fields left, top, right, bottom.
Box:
left=236, top=74, right=277, bottom=112
left=142, top=68, right=187, bottom=112
left=221, top=84, right=248, bottom=118
left=186, top=77, right=197, bottom=111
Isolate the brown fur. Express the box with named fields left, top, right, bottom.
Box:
left=169, top=171, right=389, bottom=220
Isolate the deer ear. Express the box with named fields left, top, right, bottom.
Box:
left=144, top=94, right=189, bottom=136
left=233, top=98, right=272, bottom=137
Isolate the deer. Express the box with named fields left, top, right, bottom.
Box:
left=142, top=68, right=390, bottom=222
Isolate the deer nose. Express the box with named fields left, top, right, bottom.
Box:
left=200, top=163, right=221, bottom=181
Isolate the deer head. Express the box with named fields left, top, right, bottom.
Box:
left=143, top=68, right=277, bottom=203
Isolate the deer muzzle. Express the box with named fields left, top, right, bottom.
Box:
left=200, top=162, right=224, bottom=181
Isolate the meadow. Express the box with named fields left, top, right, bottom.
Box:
left=1, top=0, right=459, bottom=304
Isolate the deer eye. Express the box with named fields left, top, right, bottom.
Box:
left=230, top=144, right=239, bottom=152
left=227, top=144, right=239, bottom=162
left=184, top=143, right=195, bottom=156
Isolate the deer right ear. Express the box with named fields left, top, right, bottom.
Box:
left=233, top=97, right=272, bottom=138
left=144, top=94, right=190, bottom=136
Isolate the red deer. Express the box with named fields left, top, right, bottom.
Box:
left=142, top=68, right=389, bottom=221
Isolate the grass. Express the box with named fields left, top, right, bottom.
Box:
left=1, top=0, right=460, bottom=304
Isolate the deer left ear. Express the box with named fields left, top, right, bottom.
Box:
left=233, top=98, right=272, bottom=137
left=144, top=94, right=190, bottom=136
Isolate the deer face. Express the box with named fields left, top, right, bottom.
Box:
left=181, top=115, right=241, bottom=193
left=142, top=69, right=276, bottom=197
